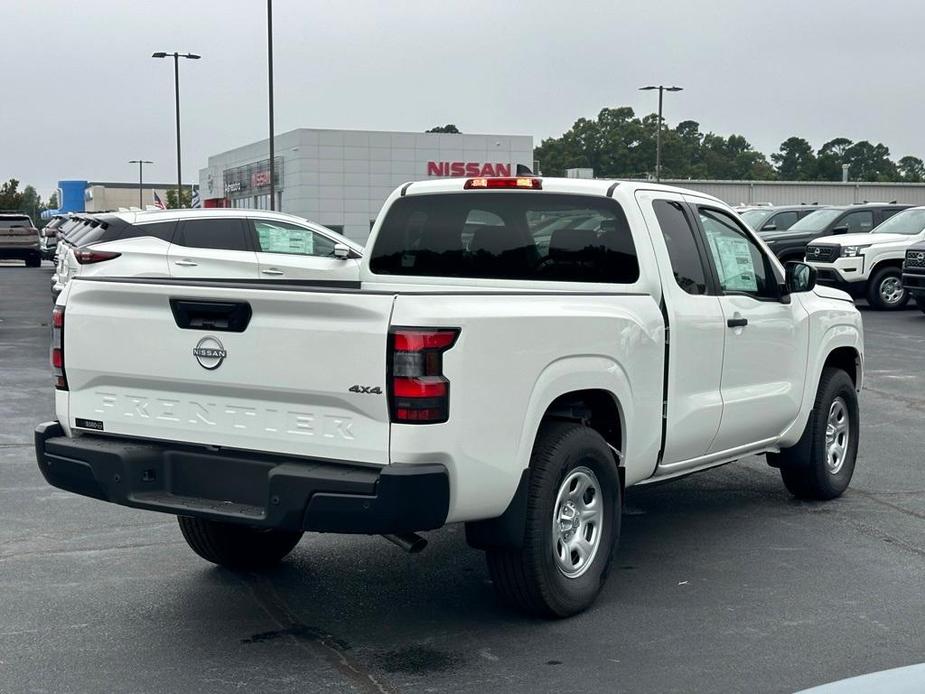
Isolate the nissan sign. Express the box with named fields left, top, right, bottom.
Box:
left=427, top=162, right=513, bottom=177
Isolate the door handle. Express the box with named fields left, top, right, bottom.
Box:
left=261, top=268, right=284, bottom=276
left=174, top=259, right=198, bottom=267
left=727, top=317, right=748, bottom=328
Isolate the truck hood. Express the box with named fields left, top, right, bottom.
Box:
left=809, top=232, right=907, bottom=247
left=812, top=284, right=853, bottom=303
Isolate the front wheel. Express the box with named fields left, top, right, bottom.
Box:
left=867, top=267, right=908, bottom=310
left=767, top=367, right=859, bottom=500
left=178, top=516, right=303, bottom=569
left=486, top=423, right=621, bottom=618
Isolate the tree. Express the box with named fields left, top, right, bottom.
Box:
left=771, top=137, right=817, bottom=180
left=165, top=188, right=192, bottom=209
left=898, top=156, right=925, bottom=183
left=816, top=138, right=853, bottom=180
left=843, top=141, right=897, bottom=182
left=47, top=192, right=59, bottom=210
left=426, top=124, right=461, bottom=133
left=0, top=179, right=23, bottom=210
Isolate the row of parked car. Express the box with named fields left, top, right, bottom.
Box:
left=739, top=202, right=925, bottom=311
left=44, top=209, right=364, bottom=298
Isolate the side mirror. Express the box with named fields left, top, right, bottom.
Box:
left=761, top=223, right=777, bottom=232
left=333, top=243, right=351, bottom=259
left=42, top=228, right=56, bottom=238
left=831, top=225, right=849, bottom=235
left=785, top=261, right=816, bottom=293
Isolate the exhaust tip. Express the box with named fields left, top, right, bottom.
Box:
left=382, top=532, right=427, bottom=554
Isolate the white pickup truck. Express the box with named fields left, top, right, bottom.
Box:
left=36, top=177, right=863, bottom=618
left=804, top=206, right=925, bottom=310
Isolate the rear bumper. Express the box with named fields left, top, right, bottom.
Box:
left=34, top=421, right=449, bottom=534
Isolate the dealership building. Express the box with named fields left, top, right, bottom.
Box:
left=198, top=128, right=534, bottom=243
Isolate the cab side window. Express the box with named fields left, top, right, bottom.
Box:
left=253, top=220, right=336, bottom=257
left=770, top=211, right=799, bottom=230
left=698, top=208, right=778, bottom=300
left=839, top=210, right=874, bottom=233
left=653, top=200, right=708, bottom=295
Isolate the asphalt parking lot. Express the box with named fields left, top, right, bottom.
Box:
left=2, top=263, right=925, bottom=694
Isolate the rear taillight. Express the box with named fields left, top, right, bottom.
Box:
left=51, top=306, right=67, bottom=390
left=75, top=249, right=121, bottom=264
left=388, top=328, right=459, bottom=424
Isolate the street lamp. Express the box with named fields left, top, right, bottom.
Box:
left=639, top=85, right=683, bottom=182
left=267, top=0, right=276, bottom=210
left=152, top=51, right=201, bottom=207
left=128, top=160, right=154, bottom=208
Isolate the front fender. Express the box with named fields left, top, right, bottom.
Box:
left=778, top=318, right=863, bottom=448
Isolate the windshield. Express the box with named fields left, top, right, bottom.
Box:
left=370, top=192, right=639, bottom=283
left=740, top=209, right=775, bottom=229
left=872, top=208, right=925, bottom=235
left=788, top=208, right=842, bottom=232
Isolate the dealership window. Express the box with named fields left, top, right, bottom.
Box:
left=253, top=220, right=335, bottom=257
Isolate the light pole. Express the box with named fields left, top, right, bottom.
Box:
left=128, top=160, right=154, bottom=208
left=267, top=0, right=276, bottom=210
left=152, top=51, right=201, bottom=207
left=639, top=85, right=683, bottom=182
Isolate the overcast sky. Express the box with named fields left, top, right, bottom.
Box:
left=4, top=0, right=925, bottom=198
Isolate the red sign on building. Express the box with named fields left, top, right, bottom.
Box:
left=427, top=162, right=512, bottom=177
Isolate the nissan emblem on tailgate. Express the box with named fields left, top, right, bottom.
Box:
left=193, top=336, right=227, bottom=370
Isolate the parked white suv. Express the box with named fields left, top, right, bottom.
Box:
left=804, top=206, right=925, bottom=309
left=52, top=209, right=363, bottom=297
left=38, top=177, right=863, bottom=618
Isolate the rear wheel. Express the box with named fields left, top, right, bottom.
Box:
left=486, top=422, right=621, bottom=618
left=866, top=267, right=908, bottom=310
left=767, top=367, right=859, bottom=500
left=178, top=516, right=303, bottom=569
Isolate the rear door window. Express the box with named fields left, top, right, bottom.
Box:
left=370, top=192, right=638, bottom=283
left=653, top=200, right=708, bottom=295
left=174, top=219, right=249, bottom=251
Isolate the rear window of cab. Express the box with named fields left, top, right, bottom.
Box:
left=369, top=192, right=639, bottom=284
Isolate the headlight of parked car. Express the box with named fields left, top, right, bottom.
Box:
left=841, top=245, right=871, bottom=257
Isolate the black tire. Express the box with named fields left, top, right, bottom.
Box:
left=486, top=422, right=621, bottom=618
left=767, top=367, right=859, bottom=500
left=866, top=266, right=908, bottom=310
left=177, top=516, right=302, bottom=569
left=25, top=254, right=41, bottom=268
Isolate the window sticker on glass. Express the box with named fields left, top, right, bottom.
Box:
left=256, top=223, right=314, bottom=255
left=708, top=232, right=758, bottom=292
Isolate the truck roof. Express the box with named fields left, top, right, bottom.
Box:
left=401, top=176, right=726, bottom=204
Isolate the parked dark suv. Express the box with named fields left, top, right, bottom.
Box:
left=902, top=241, right=925, bottom=313
left=740, top=205, right=822, bottom=233
left=759, top=203, right=912, bottom=263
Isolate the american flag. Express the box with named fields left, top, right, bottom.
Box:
left=153, top=191, right=166, bottom=210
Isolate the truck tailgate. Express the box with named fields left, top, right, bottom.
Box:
left=62, top=280, right=395, bottom=464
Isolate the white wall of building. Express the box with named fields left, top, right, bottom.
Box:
left=200, top=128, right=534, bottom=243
